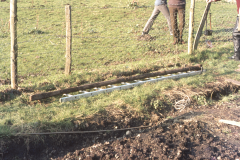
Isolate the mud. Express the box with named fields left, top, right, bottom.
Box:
left=1, top=81, right=240, bottom=160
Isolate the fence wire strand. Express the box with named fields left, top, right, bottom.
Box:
left=0, top=0, right=237, bottom=88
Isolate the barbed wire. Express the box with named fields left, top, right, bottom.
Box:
left=0, top=18, right=10, bottom=21
left=17, top=52, right=65, bottom=57
left=16, top=18, right=158, bottom=23
left=0, top=57, right=9, bottom=61
left=13, top=30, right=231, bottom=44
left=72, top=45, right=141, bottom=49
left=0, top=1, right=236, bottom=84
left=8, top=3, right=234, bottom=11
left=13, top=5, right=154, bottom=10
left=14, top=34, right=172, bottom=43
left=7, top=1, right=235, bottom=11
left=0, top=1, right=234, bottom=9
left=18, top=66, right=63, bottom=73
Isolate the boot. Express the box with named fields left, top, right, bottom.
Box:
left=232, top=16, right=240, bottom=61
left=228, top=54, right=240, bottom=61
left=173, top=36, right=179, bottom=45
left=142, top=31, right=148, bottom=35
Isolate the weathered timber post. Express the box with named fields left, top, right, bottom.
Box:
left=188, top=0, right=195, bottom=54
left=65, top=5, right=72, bottom=75
left=10, top=0, right=18, bottom=89
left=193, top=3, right=211, bottom=50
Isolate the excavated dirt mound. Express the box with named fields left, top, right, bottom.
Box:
left=1, top=80, right=240, bottom=160
left=58, top=121, right=240, bottom=160
left=52, top=97, right=240, bottom=160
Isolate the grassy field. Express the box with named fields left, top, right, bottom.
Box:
left=0, top=0, right=239, bottom=136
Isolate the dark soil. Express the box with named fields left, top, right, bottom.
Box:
left=1, top=81, right=240, bottom=160
left=137, top=34, right=155, bottom=41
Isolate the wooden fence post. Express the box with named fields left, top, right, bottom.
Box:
left=10, top=0, right=18, bottom=89
left=65, top=5, right=72, bottom=75
left=188, top=0, right=195, bottom=54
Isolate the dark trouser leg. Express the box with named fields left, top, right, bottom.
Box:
left=178, top=7, right=185, bottom=43
left=169, top=7, right=179, bottom=44
left=233, top=16, right=240, bottom=60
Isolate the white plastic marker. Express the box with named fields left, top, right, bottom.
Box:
left=219, top=119, right=240, bottom=127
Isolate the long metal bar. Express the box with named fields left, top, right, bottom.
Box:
left=60, top=70, right=203, bottom=102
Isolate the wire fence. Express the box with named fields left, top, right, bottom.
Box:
left=0, top=0, right=237, bottom=90
left=0, top=0, right=239, bottom=138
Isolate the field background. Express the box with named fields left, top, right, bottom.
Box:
left=0, top=0, right=239, bottom=135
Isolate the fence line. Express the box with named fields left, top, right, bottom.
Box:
left=0, top=1, right=236, bottom=90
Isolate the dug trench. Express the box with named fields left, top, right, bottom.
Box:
left=1, top=79, right=240, bottom=160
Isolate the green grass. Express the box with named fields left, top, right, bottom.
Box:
left=0, top=0, right=240, bottom=136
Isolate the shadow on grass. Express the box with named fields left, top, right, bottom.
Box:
left=189, top=45, right=232, bottom=63
left=212, top=28, right=233, bottom=34
left=0, top=89, right=22, bottom=102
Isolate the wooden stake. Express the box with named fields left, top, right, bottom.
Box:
left=10, top=0, right=18, bottom=89
left=65, top=5, right=72, bottom=75
left=188, top=0, right=195, bottom=54
left=193, top=3, right=211, bottom=50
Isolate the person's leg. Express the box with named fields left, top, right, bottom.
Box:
left=159, top=4, right=173, bottom=35
left=169, top=7, right=179, bottom=44
left=178, top=7, right=185, bottom=44
left=232, top=16, right=240, bottom=61
left=142, top=6, right=160, bottom=34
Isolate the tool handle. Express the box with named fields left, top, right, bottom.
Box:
left=205, top=16, right=207, bottom=30
left=238, top=8, right=240, bottom=31
left=209, top=12, right=212, bottom=30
